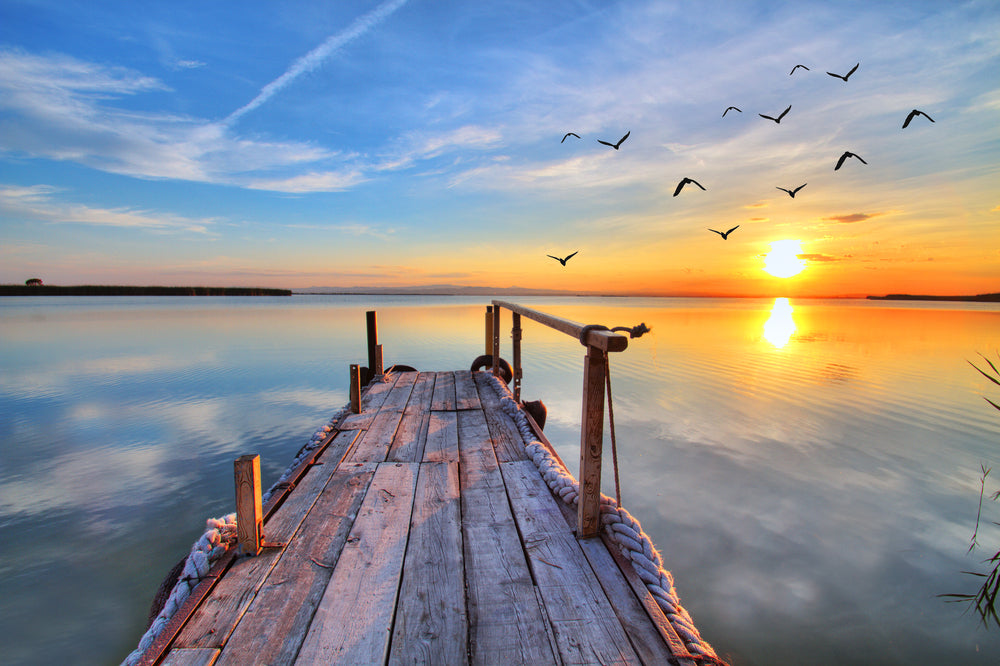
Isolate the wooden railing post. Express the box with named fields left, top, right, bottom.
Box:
left=374, top=343, right=383, bottom=377
left=577, top=345, right=606, bottom=538
left=234, top=454, right=263, bottom=556
left=512, top=312, right=522, bottom=402
left=364, top=311, right=378, bottom=384
left=492, top=305, right=501, bottom=377
left=350, top=364, right=361, bottom=413
left=484, top=306, right=494, bottom=356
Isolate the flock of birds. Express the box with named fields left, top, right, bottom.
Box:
left=547, top=61, right=935, bottom=267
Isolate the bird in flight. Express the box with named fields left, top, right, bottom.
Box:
left=759, top=105, right=791, bottom=123
left=561, top=132, right=581, bottom=143
left=789, top=64, right=810, bottom=75
left=902, top=109, right=934, bottom=128
left=723, top=106, right=742, bottom=117
left=673, top=177, right=706, bottom=196
left=547, top=251, right=578, bottom=266
left=776, top=184, right=807, bottom=198
left=709, top=225, right=740, bottom=240
left=834, top=151, right=867, bottom=170
left=827, top=63, right=859, bottom=81
left=597, top=131, right=630, bottom=150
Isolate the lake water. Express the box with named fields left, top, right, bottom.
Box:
left=1, top=294, right=999, bottom=665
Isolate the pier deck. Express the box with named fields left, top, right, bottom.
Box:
left=150, top=370, right=697, bottom=666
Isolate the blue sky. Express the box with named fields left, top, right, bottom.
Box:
left=1, top=0, right=998, bottom=295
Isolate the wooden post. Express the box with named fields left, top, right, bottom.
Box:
left=235, top=454, right=263, bottom=556
left=512, top=312, right=522, bottom=402
left=366, top=311, right=378, bottom=375
left=374, top=343, right=384, bottom=377
left=350, top=364, right=361, bottom=414
left=492, top=304, right=501, bottom=377
left=577, top=345, right=606, bottom=538
left=484, top=306, right=493, bottom=356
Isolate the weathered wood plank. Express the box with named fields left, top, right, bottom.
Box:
left=422, top=411, right=458, bottom=463
left=338, top=374, right=401, bottom=431
left=577, top=538, right=681, bottom=666
left=454, top=370, right=481, bottom=410
left=388, top=373, right=435, bottom=463
left=472, top=371, right=528, bottom=463
left=457, top=409, right=556, bottom=665
left=388, top=462, right=467, bottom=666
left=211, top=463, right=377, bottom=666
left=430, top=371, right=456, bottom=411
left=296, top=462, right=419, bottom=664
left=345, top=410, right=404, bottom=463
left=160, top=647, right=220, bottom=666
left=380, top=371, right=417, bottom=411
left=174, top=434, right=352, bottom=649
left=501, top=459, right=640, bottom=665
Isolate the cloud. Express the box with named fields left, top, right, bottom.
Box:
left=798, top=253, right=848, bottom=262
left=0, top=183, right=217, bottom=234
left=820, top=212, right=885, bottom=224
left=246, top=169, right=368, bottom=193
left=224, top=0, right=410, bottom=125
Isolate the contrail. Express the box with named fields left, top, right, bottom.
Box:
left=224, top=0, right=409, bottom=125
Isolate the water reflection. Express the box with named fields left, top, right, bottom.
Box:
left=763, top=297, right=796, bottom=348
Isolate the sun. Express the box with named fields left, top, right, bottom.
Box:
left=763, top=239, right=806, bottom=278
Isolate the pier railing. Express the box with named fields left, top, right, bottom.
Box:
left=488, top=300, right=629, bottom=539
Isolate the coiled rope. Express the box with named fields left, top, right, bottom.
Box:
left=483, top=372, right=721, bottom=662
left=121, top=398, right=356, bottom=666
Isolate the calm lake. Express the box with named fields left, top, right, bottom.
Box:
left=1, top=294, right=999, bottom=665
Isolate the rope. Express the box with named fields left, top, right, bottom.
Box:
left=483, top=372, right=721, bottom=662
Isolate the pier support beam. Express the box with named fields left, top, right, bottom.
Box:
left=366, top=311, right=378, bottom=383
left=234, top=454, right=263, bottom=556
left=350, top=364, right=361, bottom=414
left=577, top=346, right=606, bottom=538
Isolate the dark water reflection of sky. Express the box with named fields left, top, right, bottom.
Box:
left=1, top=295, right=998, bottom=665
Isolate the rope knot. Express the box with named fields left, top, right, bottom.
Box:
left=578, top=324, right=609, bottom=346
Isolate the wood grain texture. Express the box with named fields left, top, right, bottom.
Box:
left=457, top=409, right=556, bottom=665
left=380, top=371, right=417, bottom=411
left=160, top=647, right=220, bottom=666
left=422, top=410, right=458, bottom=463
left=388, top=462, right=467, bottom=665
left=345, top=410, right=404, bottom=463
left=430, top=371, right=456, bottom=411
left=210, top=464, right=377, bottom=666
left=578, top=346, right=606, bottom=538
left=472, top=370, right=528, bottom=463
left=501, top=459, right=639, bottom=665
left=388, top=373, right=435, bottom=463
left=453, top=370, right=481, bottom=410
left=296, top=462, right=419, bottom=664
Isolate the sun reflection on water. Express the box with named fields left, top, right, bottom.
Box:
left=763, top=297, right=796, bottom=348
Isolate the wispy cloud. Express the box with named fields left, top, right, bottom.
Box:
left=821, top=212, right=886, bottom=224
left=0, top=183, right=218, bottom=234
left=224, top=0, right=410, bottom=125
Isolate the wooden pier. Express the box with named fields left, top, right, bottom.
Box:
left=137, top=304, right=716, bottom=666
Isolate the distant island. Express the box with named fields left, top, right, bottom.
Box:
left=867, top=292, right=1000, bottom=302
left=1, top=285, right=291, bottom=296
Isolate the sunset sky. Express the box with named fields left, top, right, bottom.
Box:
left=1, top=0, right=997, bottom=297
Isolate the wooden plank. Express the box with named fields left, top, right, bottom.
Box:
left=492, top=300, right=628, bottom=352
left=454, top=370, right=481, bottom=410
left=160, top=648, right=220, bottom=666
left=174, top=437, right=350, bottom=649
left=388, top=462, right=466, bottom=666
left=388, top=372, right=435, bottom=463
left=296, top=462, right=419, bottom=664
left=430, top=371, right=456, bottom=411
left=577, top=538, right=682, bottom=666
left=578, top=345, right=606, bottom=538
left=501, top=459, right=640, bottom=665
left=423, top=411, right=458, bottom=463
left=361, top=373, right=400, bottom=412
left=212, top=463, right=377, bottom=666
left=345, top=409, right=404, bottom=463
left=472, top=370, right=528, bottom=463
left=457, top=409, right=556, bottom=665
left=380, top=371, right=417, bottom=411
left=234, top=455, right=262, bottom=556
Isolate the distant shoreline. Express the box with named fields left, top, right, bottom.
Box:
left=0, top=285, right=292, bottom=296
left=867, top=292, right=1000, bottom=303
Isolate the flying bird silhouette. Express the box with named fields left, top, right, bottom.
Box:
left=789, top=64, right=810, bottom=75
left=902, top=109, right=935, bottom=129
left=834, top=151, right=867, bottom=170
left=759, top=105, right=791, bottom=123
left=777, top=184, right=807, bottom=198
left=547, top=251, right=578, bottom=266
left=827, top=63, right=859, bottom=81
left=673, top=177, right=706, bottom=196
left=597, top=131, right=630, bottom=150
left=723, top=106, right=742, bottom=117
left=709, top=225, right=740, bottom=240
left=561, top=132, right=581, bottom=143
